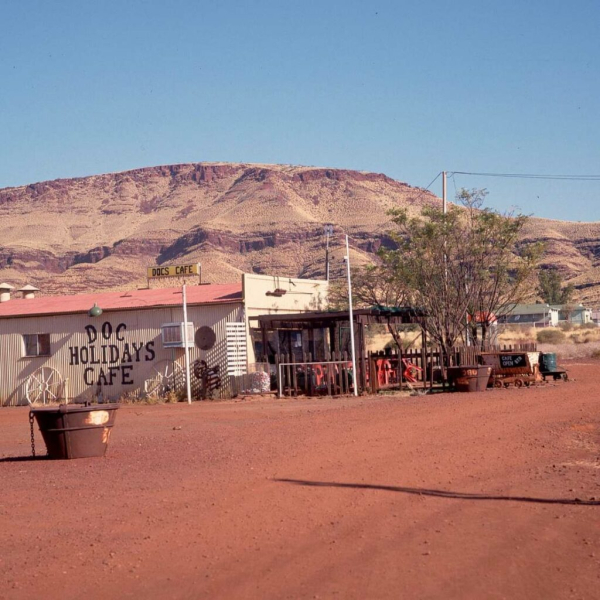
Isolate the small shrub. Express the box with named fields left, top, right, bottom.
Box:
left=163, top=389, right=187, bottom=403
left=537, top=329, right=566, bottom=344
left=591, top=349, right=600, bottom=359
left=558, top=321, right=573, bottom=331
left=164, top=390, right=180, bottom=404
left=144, top=395, right=163, bottom=405
left=119, top=391, right=141, bottom=404
left=580, top=322, right=598, bottom=330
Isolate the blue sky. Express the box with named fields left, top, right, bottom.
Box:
left=1, top=0, right=598, bottom=221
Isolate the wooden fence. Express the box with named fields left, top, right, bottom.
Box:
left=368, top=342, right=538, bottom=394
left=268, top=342, right=537, bottom=397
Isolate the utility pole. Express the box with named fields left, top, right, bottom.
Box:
left=324, top=224, right=333, bottom=281
left=344, top=235, right=359, bottom=397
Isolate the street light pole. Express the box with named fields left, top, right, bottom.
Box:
left=345, top=235, right=359, bottom=397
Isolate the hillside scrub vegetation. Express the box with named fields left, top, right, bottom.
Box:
left=538, top=267, right=574, bottom=305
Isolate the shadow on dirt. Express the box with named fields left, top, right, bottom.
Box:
left=0, top=455, right=50, bottom=463
left=275, top=478, right=600, bottom=506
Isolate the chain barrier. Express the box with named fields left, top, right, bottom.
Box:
left=29, top=411, right=36, bottom=457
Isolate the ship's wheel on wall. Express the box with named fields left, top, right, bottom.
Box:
left=25, top=367, right=64, bottom=406
left=144, top=360, right=184, bottom=398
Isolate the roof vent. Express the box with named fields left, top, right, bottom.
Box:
left=0, top=283, right=14, bottom=303
left=18, top=284, right=40, bottom=300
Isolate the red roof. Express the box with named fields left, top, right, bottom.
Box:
left=0, top=284, right=243, bottom=319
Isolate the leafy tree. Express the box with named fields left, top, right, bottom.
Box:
left=538, top=268, right=574, bottom=305
left=457, top=189, right=543, bottom=347
left=376, top=189, right=542, bottom=360
left=327, top=263, right=411, bottom=349
left=328, top=263, right=408, bottom=311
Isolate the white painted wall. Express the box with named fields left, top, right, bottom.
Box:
left=242, top=273, right=328, bottom=363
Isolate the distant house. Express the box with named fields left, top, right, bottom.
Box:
left=497, top=304, right=558, bottom=327
left=591, top=310, right=600, bottom=325
left=550, top=304, right=593, bottom=325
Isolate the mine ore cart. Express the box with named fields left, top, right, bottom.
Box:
left=480, top=351, right=542, bottom=388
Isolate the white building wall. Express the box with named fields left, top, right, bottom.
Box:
left=241, top=273, right=328, bottom=364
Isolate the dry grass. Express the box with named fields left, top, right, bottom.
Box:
left=497, top=323, right=600, bottom=346
left=567, top=327, right=600, bottom=345
left=498, top=324, right=600, bottom=359
left=538, top=340, right=600, bottom=360
left=496, top=325, right=537, bottom=346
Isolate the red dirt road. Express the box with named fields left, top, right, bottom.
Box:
left=1, top=362, right=599, bottom=600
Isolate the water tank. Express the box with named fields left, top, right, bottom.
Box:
left=540, top=352, right=557, bottom=372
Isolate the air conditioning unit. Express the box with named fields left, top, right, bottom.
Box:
left=161, top=322, right=195, bottom=348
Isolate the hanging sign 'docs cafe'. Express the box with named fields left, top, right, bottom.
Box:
left=147, top=263, right=201, bottom=279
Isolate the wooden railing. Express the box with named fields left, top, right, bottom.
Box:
left=368, top=343, right=537, bottom=393
left=269, top=342, right=537, bottom=397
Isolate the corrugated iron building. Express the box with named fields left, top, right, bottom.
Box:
left=0, top=273, right=327, bottom=406
left=497, top=303, right=559, bottom=327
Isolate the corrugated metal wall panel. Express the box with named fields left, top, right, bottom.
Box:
left=0, top=303, right=245, bottom=406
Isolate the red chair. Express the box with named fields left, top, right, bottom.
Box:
left=376, top=359, right=393, bottom=386
left=401, top=358, right=422, bottom=383
left=312, top=364, right=325, bottom=386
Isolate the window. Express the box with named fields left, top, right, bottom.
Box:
left=23, top=334, right=51, bottom=357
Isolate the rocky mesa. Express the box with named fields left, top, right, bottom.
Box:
left=0, top=162, right=599, bottom=303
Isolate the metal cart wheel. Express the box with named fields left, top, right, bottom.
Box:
left=26, top=367, right=63, bottom=406
left=144, top=360, right=183, bottom=398
left=514, top=378, right=524, bottom=388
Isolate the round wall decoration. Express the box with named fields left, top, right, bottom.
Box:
left=195, top=326, right=216, bottom=350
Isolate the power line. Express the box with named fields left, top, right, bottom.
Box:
left=449, top=171, right=600, bottom=181
left=394, top=172, right=443, bottom=208
left=423, top=171, right=442, bottom=190
left=450, top=172, right=458, bottom=196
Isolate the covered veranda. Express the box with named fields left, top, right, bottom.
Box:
left=250, top=307, right=426, bottom=396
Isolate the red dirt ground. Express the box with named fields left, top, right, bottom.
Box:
left=1, top=362, right=599, bottom=600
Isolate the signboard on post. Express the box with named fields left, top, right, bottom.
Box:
left=499, top=353, right=526, bottom=369
left=147, top=263, right=201, bottom=280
